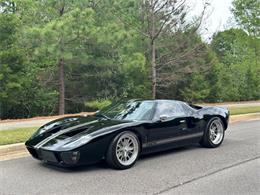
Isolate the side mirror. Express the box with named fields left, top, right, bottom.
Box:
left=159, top=115, right=169, bottom=122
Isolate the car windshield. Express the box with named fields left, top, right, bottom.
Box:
left=96, top=100, right=155, bottom=121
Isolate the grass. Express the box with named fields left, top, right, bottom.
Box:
left=0, top=127, right=38, bottom=146
left=229, top=106, right=260, bottom=115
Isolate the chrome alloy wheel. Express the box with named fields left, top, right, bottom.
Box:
left=209, top=120, right=224, bottom=145
left=116, top=133, right=139, bottom=166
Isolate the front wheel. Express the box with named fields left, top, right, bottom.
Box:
left=106, top=131, right=140, bottom=170
left=200, top=117, right=225, bottom=148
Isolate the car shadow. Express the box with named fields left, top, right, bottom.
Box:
left=38, top=144, right=202, bottom=173
left=39, top=160, right=108, bottom=173
left=140, top=144, right=199, bottom=160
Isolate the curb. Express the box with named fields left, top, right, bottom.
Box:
left=0, top=113, right=259, bottom=161
left=230, top=112, right=260, bottom=123
left=0, top=143, right=28, bottom=161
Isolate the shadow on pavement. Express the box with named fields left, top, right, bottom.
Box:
left=38, top=144, right=201, bottom=173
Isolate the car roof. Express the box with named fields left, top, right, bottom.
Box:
left=128, top=99, right=185, bottom=104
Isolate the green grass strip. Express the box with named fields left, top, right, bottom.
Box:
left=0, top=127, right=38, bottom=145
left=229, top=106, right=260, bottom=115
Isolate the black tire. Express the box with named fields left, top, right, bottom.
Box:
left=106, top=131, right=140, bottom=170
left=200, top=117, right=225, bottom=148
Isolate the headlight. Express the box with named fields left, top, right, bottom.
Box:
left=61, top=135, right=92, bottom=150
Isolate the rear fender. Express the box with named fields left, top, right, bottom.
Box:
left=198, top=106, right=229, bottom=130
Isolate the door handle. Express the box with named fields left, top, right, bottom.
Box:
left=180, top=120, right=186, bottom=123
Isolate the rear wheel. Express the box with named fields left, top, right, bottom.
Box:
left=200, top=117, right=225, bottom=148
left=106, top=131, right=140, bottom=170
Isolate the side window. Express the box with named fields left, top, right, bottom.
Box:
left=181, top=103, right=194, bottom=115
left=154, top=101, right=185, bottom=120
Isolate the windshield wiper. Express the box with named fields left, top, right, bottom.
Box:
left=95, top=113, right=111, bottom=120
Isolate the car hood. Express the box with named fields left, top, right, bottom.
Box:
left=26, top=115, right=141, bottom=151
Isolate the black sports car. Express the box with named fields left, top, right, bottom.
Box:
left=26, top=99, right=229, bottom=169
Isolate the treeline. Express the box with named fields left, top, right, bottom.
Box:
left=0, top=0, right=259, bottom=119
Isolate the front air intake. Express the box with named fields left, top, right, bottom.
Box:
left=63, top=128, right=88, bottom=137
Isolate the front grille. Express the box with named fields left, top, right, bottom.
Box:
left=39, top=150, right=58, bottom=163
left=27, top=147, right=58, bottom=163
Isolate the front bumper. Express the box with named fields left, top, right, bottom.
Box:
left=26, top=146, right=76, bottom=166
left=25, top=134, right=113, bottom=167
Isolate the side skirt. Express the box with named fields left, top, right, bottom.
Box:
left=141, top=132, right=203, bottom=154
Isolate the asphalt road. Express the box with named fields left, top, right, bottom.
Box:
left=0, top=120, right=259, bottom=195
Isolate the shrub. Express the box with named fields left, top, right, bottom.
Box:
left=85, top=99, right=112, bottom=111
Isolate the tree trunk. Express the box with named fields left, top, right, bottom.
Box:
left=254, top=37, right=258, bottom=67
left=151, top=0, right=156, bottom=99
left=58, top=58, right=65, bottom=115
left=151, top=40, right=156, bottom=99
left=58, top=4, right=65, bottom=115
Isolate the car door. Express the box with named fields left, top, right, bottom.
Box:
left=146, top=100, right=189, bottom=145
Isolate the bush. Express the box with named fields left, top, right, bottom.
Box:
left=85, top=99, right=112, bottom=111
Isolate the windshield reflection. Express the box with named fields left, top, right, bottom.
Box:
left=97, top=100, right=155, bottom=121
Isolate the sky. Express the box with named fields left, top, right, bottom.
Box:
left=187, top=0, right=235, bottom=41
